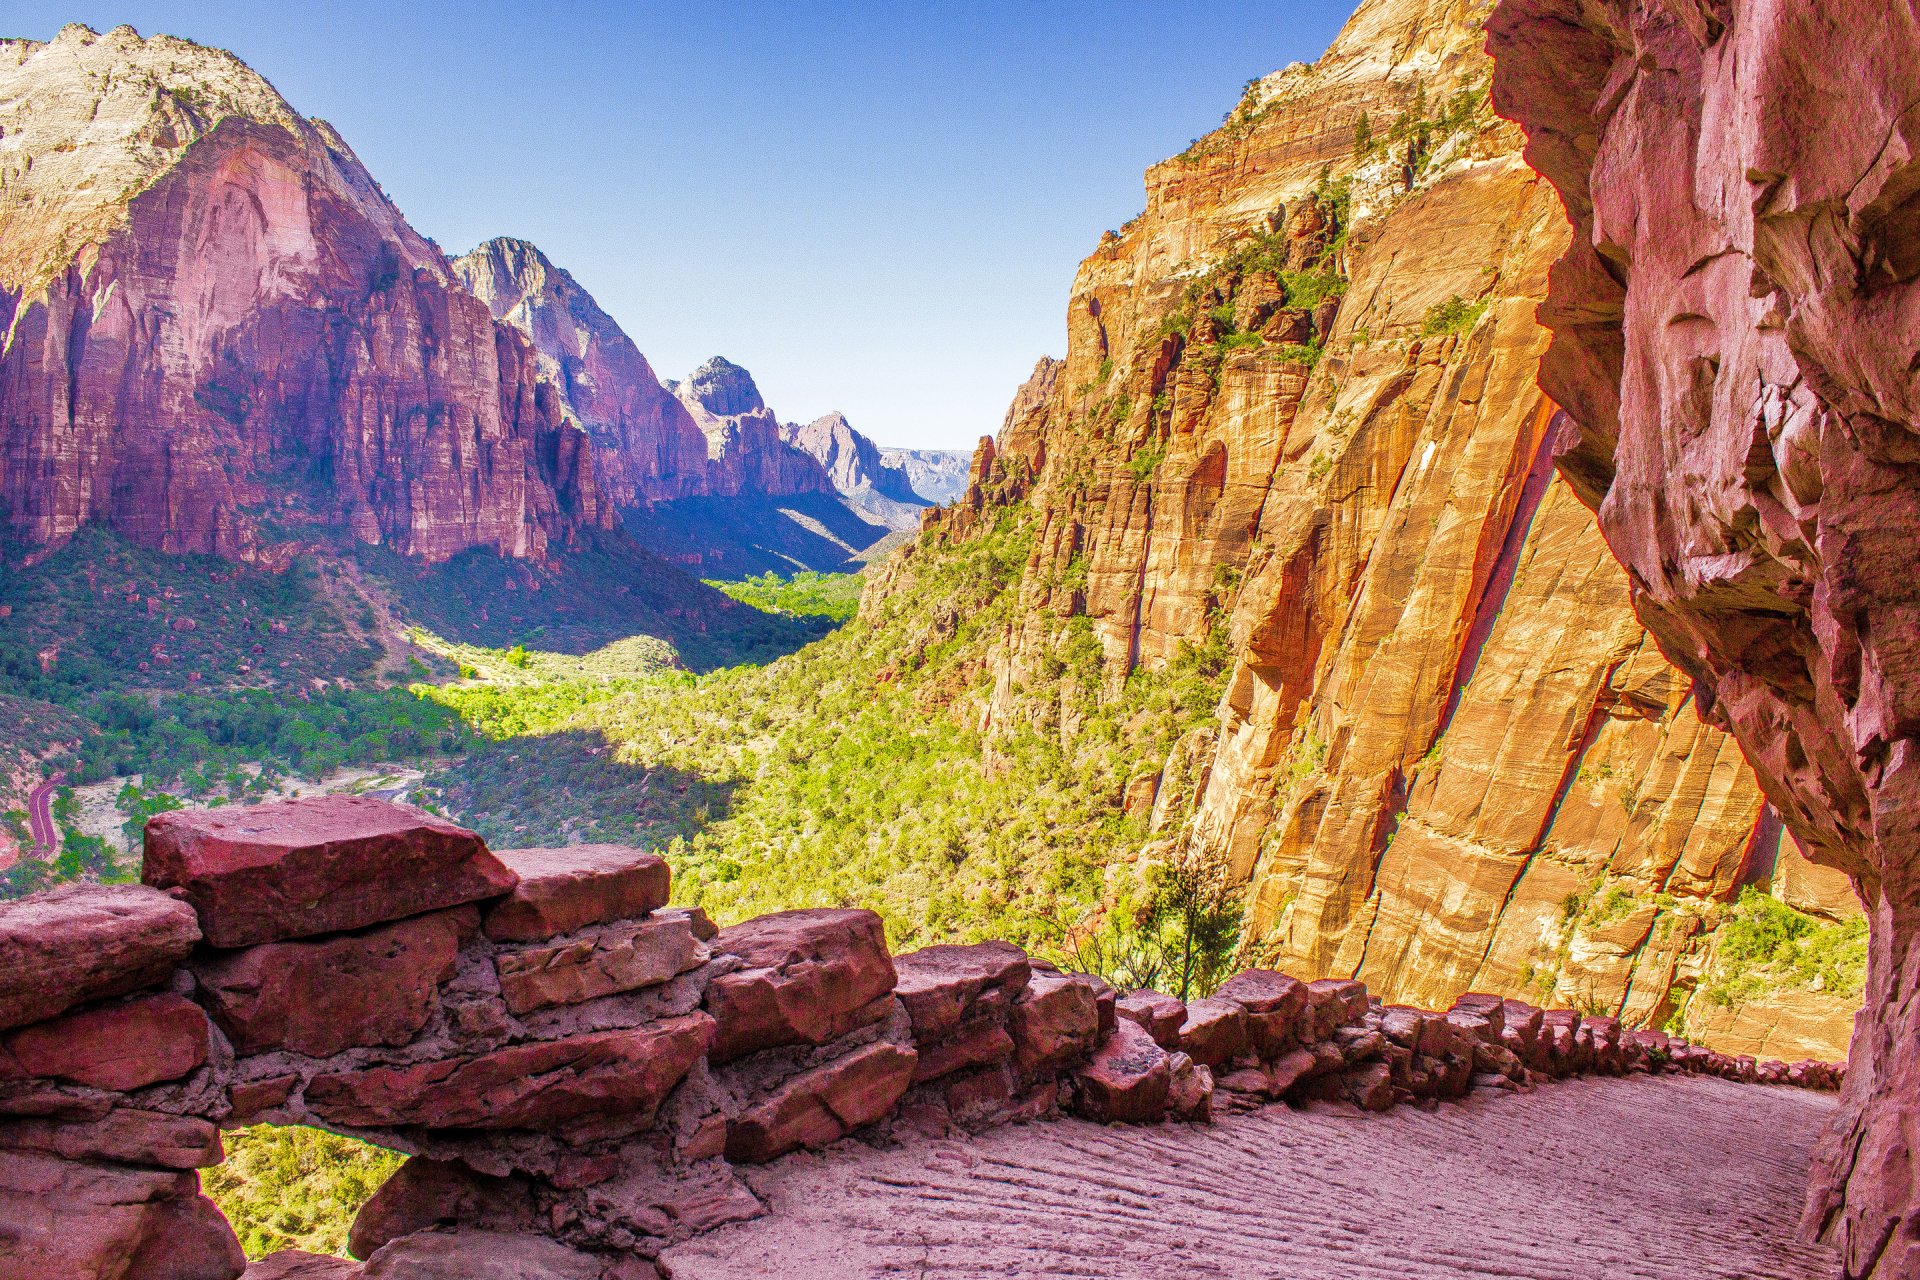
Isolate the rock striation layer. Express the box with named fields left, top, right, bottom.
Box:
left=0, top=26, right=606, bottom=565
left=1485, top=2, right=1920, bottom=1274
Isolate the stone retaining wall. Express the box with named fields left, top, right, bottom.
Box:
left=0, top=798, right=1844, bottom=1279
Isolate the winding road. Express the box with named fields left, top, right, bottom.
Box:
left=25, top=772, right=63, bottom=857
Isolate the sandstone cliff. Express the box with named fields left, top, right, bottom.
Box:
left=0, top=26, right=605, bottom=565
left=670, top=358, right=831, bottom=500
left=451, top=237, right=713, bottom=506
left=1485, top=1, right=1920, bottom=1273
left=871, top=0, right=1860, bottom=1057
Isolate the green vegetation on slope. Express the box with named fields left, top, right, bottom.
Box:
left=705, top=571, right=864, bottom=623
left=204, top=1127, right=402, bottom=1258
left=1701, top=887, right=1869, bottom=1009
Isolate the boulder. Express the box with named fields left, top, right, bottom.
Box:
left=1305, top=978, right=1368, bottom=1039
left=1009, top=971, right=1102, bottom=1074
left=725, top=1040, right=918, bottom=1163
left=891, top=941, right=1029, bottom=1040
left=911, top=1022, right=1015, bottom=1084
left=1342, top=1060, right=1394, bottom=1111
left=193, top=909, right=471, bottom=1056
left=1166, top=1051, right=1213, bottom=1122
left=127, top=1191, right=249, bottom=1280
left=3, top=992, right=209, bottom=1091
left=245, top=1252, right=363, bottom=1279
left=481, top=845, right=671, bottom=942
left=0, top=884, right=200, bottom=1031
left=348, top=1158, right=534, bottom=1261
left=1072, top=1019, right=1171, bottom=1124
left=0, top=1150, right=241, bottom=1280
left=0, top=1108, right=223, bottom=1169
left=1115, top=989, right=1186, bottom=1049
left=1214, top=970, right=1307, bottom=1057
left=306, top=1014, right=712, bottom=1134
left=361, top=1230, right=604, bottom=1280
left=705, top=909, right=896, bottom=1061
left=144, top=797, right=517, bottom=947
left=495, top=913, right=707, bottom=1014
left=1176, top=998, right=1249, bottom=1067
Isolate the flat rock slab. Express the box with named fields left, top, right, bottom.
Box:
left=483, top=845, right=672, bottom=942
left=0, top=884, right=199, bottom=1030
left=706, top=909, right=896, bottom=1061
left=657, top=1074, right=1840, bottom=1279
left=145, top=796, right=517, bottom=947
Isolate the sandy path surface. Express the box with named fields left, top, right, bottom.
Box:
left=659, top=1074, right=1838, bottom=1280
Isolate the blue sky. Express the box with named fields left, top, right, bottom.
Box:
left=13, top=2, right=1353, bottom=448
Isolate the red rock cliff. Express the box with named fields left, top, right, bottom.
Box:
left=1486, top=1, right=1920, bottom=1273
left=871, top=0, right=1860, bottom=1060
left=0, top=26, right=606, bottom=565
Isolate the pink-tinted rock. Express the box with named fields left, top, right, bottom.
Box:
left=494, top=912, right=707, bottom=1014
left=725, top=1040, right=919, bottom=1163
left=1166, top=1051, right=1213, bottom=1122
left=705, top=909, right=896, bottom=1062
left=1343, top=1060, right=1395, bottom=1111
left=228, top=1075, right=298, bottom=1123
left=1009, top=971, right=1102, bottom=1075
left=891, top=942, right=1030, bottom=1040
left=1305, top=978, right=1369, bottom=1040
left=348, top=1158, right=534, bottom=1261
left=361, top=1229, right=603, bottom=1280
left=481, top=846, right=671, bottom=943
left=245, top=1251, right=362, bottom=1279
left=911, top=1023, right=1016, bottom=1084
left=0, top=1108, right=223, bottom=1169
left=1176, top=998, right=1249, bottom=1068
left=144, top=797, right=517, bottom=947
left=1215, top=970, right=1307, bottom=1057
left=0, top=884, right=199, bottom=1031
left=305, top=1014, right=712, bottom=1134
left=0, top=1150, right=237, bottom=1280
left=1073, top=1019, right=1171, bottom=1124
left=1116, top=989, right=1186, bottom=1049
left=194, top=908, right=471, bottom=1056
left=245, top=1252, right=362, bottom=1279
left=3, top=992, right=209, bottom=1091
left=127, top=1191, right=248, bottom=1280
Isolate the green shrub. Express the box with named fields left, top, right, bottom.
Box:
left=1421, top=294, right=1488, bottom=336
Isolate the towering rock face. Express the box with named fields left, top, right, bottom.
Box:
left=878, top=0, right=1858, bottom=1055
left=0, top=26, right=605, bottom=565
left=451, top=237, right=712, bottom=505
left=671, top=358, right=831, bottom=499
left=1486, top=1, right=1920, bottom=1273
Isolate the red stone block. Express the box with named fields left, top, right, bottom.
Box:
left=0, top=1107, right=222, bottom=1169
left=3, top=992, right=209, bottom=1091
left=1009, top=971, right=1101, bottom=1074
left=144, top=796, right=517, bottom=947
left=0, top=884, right=200, bottom=1031
left=891, top=941, right=1029, bottom=1040
left=1073, top=1019, right=1171, bottom=1123
left=1215, top=970, right=1308, bottom=1057
left=194, top=908, right=471, bottom=1056
left=705, top=909, right=896, bottom=1062
left=1115, top=989, right=1186, bottom=1049
left=482, top=845, right=671, bottom=942
left=1177, top=997, right=1249, bottom=1068
left=304, top=1014, right=712, bottom=1133
left=724, top=1040, right=919, bottom=1163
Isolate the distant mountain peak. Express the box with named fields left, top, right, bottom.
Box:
left=681, top=357, right=766, bottom=418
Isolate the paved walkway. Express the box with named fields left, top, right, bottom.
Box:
left=25, top=772, right=62, bottom=857
left=658, top=1074, right=1838, bottom=1279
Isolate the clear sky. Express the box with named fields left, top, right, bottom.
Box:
left=12, top=2, right=1354, bottom=449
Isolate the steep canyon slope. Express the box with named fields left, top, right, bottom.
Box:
left=1486, top=0, right=1920, bottom=1273
left=868, top=0, right=1860, bottom=1060
left=0, top=26, right=604, bottom=565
